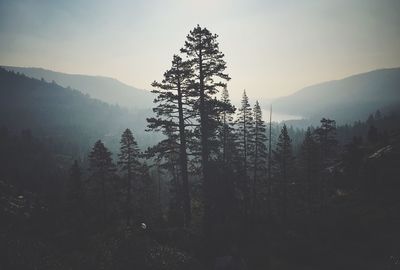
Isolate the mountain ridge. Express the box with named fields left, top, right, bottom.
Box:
left=269, top=67, right=400, bottom=124
left=4, top=65, right=400, bottom=125
left=0, top=67, right=158, bottom=153
left=1, top=65, right=154, bottom=109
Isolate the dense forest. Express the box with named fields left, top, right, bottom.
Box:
left=1, top=26, right=400, bottom=270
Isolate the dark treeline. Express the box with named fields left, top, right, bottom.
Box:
left=1, top=26, right=400, bottom=270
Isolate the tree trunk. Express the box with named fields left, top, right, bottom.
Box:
left=198, top=49, right=212, bottom=237
left=177, top=79, right=191, bottom=227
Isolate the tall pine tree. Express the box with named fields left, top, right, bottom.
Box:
left=118, top=128, right=141, bottom=226
left=314, top=118, right=337, bottom=209
left=235, top=90, right=254, bottom=217
left=147, top=55, right=194, bottom=227
left=218, top=86, right=236, bottom=164
left=250, top=101, right=268, bottom=216
left=298, top=128, right=319, bottom=213
left=88, top=140, right=116, bottom=225
left=273, top=124, right=294, bottom=222
left=180, top=25, right=230, bottom=232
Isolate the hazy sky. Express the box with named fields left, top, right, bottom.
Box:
left=1, top=0, right=399, bottom=102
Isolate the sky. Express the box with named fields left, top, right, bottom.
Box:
left=0, top=0, right=399, bottom=102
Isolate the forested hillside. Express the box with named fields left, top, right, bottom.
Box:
left=270, top=67, right=400, bottom=124
left=0, top=68, right=159, bottom=155
left=2, top=66, right=154, bottom=109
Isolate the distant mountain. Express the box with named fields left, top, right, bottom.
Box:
left=0, top=68, right=159, bottom=155
left=1, top=66, right=154, bottom=109
left=271, top=68, right=400, bottom=124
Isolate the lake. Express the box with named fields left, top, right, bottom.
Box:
left=261, top=109, right=303, bottom=122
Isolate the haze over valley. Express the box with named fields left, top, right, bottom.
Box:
left=3, top=65, right=399, bottom=126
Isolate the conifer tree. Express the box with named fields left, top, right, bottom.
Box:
left=218, top=86, right=236, bottom=164
left=146, top=126, right=183, bottom=226
left=273, top=124, right=294, bottom=222
left=135, top=163, right=159, bottom=224
left=250, top=101, right=268, bottom=215
left=88, top=140, right=116, bottom=225
left=236, top=90, right=254, bottom=176
left=212, top=87, right=238, bottom=229
left=298, top=128, right=319, bottom=213
left=267, top=105, right=273, bottom=217
left=314, top=118, right=337, bottom=162
left=180, top=25, right=230, bottom=230
left=147, top=55, right=194, bottom=227
left=314, top=118, right=337, bottom=208
left=235, top=90, right=254, bottom=216
left=118, top=128, right=141, bottom=225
